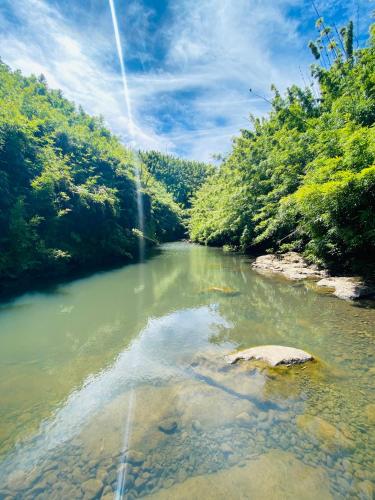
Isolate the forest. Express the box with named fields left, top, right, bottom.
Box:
left=190, top=21, right=375, bottom=274
left=140, top=151, right=214, bottom=209
left=0, top=20, right=374, bottom=284
left=0, top=63, right=211, bottom=283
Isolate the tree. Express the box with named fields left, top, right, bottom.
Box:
left=345, top=20, right=354, bottom=59
left=190, top=20, right=375, bottom=273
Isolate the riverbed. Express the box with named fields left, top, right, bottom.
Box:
left=0, top=242, right=374, bottom=499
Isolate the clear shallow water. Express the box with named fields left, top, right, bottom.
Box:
left=0, top=242, right=374, bottom=499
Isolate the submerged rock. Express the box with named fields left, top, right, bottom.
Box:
left=202, top=286, right=239, bottom=296
left=191, top=420, right=202, bottom=432
left=143, top=449, right=333, bottom=499
left=225, top=345, right=313, bottom=367
left=316, top=277, right=375, bottom=301
left=126, top=450, right=145, bottom=465
left=356, top=480, right=374, bottom=499
left=220, top=443, right=233, bottom=455
left=190, top=354, right=273, bottom=406
left=235, top=411, right=253, bottom=426
left=82, top=478, right=103, bottom=498
left=252, top=252, right=327, bottom=280
left=296, top=414, right=354, bottom=452
left=158, top=418, right=178, bottom=434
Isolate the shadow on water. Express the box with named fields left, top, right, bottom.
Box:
left=0, top=245, right=163, bottom=305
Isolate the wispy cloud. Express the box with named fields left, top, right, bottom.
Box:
left=0, top=0, right=163, bottom=150
left=0, top=0, right=373, bottom=161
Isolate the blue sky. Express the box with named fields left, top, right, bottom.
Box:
left=0, top=0, right=374, bottom=161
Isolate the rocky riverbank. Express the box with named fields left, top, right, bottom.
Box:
left=252, top=252, right=374, bottom=301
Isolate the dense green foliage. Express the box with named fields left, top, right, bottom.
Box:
left=1, top=18, right=374, bottom=283
left=190, top=22, right=375, bottom=272
left=0, top=62, right=184, bottom=281
left=140, top=150, right=214, bottom=208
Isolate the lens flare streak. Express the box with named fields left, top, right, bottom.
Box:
left=108, top=1, right=145, bottom=498
left=108, top=0, right=134, bottom=137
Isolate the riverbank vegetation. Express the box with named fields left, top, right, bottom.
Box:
left=0, top=62, right=190, bottom=282
left=1, top=19, right=374, bottom=284
left=190, top=21, right=375, bottom=274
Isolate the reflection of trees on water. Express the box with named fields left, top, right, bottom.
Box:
left=208, top=266, right=374, bottom=362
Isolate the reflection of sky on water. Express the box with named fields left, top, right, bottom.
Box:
left=0, top=306, right=230, bottom=476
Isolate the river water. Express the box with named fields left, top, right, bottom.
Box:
left=0, top=242, right=374, bottom=499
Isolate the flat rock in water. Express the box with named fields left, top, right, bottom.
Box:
left=225, top=345, right=313, bottom=367
left=316, top=277, right=375, bottom=300
left=252, top=252, right=327, bottom=280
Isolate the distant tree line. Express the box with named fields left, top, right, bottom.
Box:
left=140, top=150, right=214, bottom=209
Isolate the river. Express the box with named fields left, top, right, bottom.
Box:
left=0, top=242, right=374, bottom=499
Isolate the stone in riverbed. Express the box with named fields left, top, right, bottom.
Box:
left=296, top=414, right=354, bottom=453
left=134, top=476, right=147, bottom=491
left=101, top=485, right=115, bottom=498
left=158, top=418, right=178, bottom=434
left=356, top=480, right=374, bottom=499
left=225, top=345, right=313, bottom=367
left=101, top=494, right=115, bottom=500
left=202, top=286, right=239, bottom=296
left=5, top=469, right=38, bottom=492
left=126, top=450, right=145, bottom=465
left=82, top=478, right=103, bottom=498
left=235, top=411, right=253, bottom=425
left=143, top=450, right=332, bottom=499
left=191, top=419, right=202, bottom=432
left=220, top=443, right=233, bottom=455
left=316, top=277, right=375, bottom=300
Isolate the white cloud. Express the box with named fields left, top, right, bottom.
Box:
left=1, top=0, right=370, bottom=161
left=0, top=0, right=163, bottom=150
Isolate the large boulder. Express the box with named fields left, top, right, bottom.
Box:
left=225, top=345, right=313, bottom=367
left=252, top=252, right=327, bottom=280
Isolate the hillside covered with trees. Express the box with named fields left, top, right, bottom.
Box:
left=141, top=151, right=214, bottom=209
left=189, top=21, right=375, bottom=274
left=0, top=62, right=192, bottom=283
